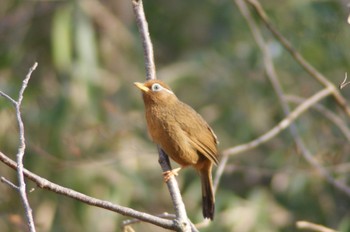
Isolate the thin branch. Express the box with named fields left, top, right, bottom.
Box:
left=296, top=221, right=338, bottom=232
left=131, top=1, right=191, bottom=231
left=236, top=0, right=350, bottom=197
left=213, top=153, right=228, bottom=192
left=132, top=0, right=156, bottom=81
left=122, top=213, right=176, bottom=228
left=246, top=0, right=350, bottom=117
left=214, top=88, right=331, bottom=193
left=1, top=176, right=19, bottom=190
left=222, top=88, right=350, bottom=197
left=16, top=62, right=37, bottom=232
left=223, top=88, right=332, bottom=157
left=285, top=95, right=350, bottom=142
left=0, top=91, right=17, bottom=106
left=157, top=147, right=192, bottom=232
left=0, top=62, right=38, bottom=232
left=235, top=0, right=310, bottom=165
left=0, top=151, right=178, bottom=230
left=339, top=72, right=350, bottom=89
left=131, top=0, right=191, bottom=229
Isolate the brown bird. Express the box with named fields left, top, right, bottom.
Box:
left=134, top=79, right=219, bottom=220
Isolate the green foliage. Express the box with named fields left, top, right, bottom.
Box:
left=0, top=0, right=349, bottom=231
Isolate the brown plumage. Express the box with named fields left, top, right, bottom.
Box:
left=134, top=79, right=219, bottom=220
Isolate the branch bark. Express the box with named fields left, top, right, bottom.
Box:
left=131, top=0, right=191, bottom=231
left=0, top=151, right=178, bottom=230
left=0, top=62, right=38, bottom=232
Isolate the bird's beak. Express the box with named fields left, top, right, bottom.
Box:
left=134, top=82, right=149, bottom=92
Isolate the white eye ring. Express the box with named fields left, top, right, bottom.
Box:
left=151, top=83, right=163, bottom=92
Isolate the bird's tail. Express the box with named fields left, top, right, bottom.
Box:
left=200, top=166, right=215, bottom=220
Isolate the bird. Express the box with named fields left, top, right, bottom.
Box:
left=134, top=79, right=219, bottom=220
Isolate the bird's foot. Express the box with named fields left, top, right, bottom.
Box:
left=163, top=167, right=182, bottom=182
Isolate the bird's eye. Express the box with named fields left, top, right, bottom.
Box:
left=151, top=83, right=163, bottom=92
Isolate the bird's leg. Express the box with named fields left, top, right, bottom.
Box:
left=163, top=167, right=182, bottom=182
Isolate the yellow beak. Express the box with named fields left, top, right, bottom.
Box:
left=134, top=82, right=149, bottom=92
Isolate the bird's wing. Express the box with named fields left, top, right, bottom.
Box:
left=175, top=102, right=219, bottom=165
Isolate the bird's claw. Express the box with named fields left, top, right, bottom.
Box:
left=162, top=167, right=181, bottom=182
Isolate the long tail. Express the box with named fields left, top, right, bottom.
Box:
left=200, top=165, right=215, bottom=220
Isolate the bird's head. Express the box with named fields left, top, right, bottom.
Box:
left=134, top=80, right=177, bottom=105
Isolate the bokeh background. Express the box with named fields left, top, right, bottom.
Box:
left=0, top=0, right=349, bottom=231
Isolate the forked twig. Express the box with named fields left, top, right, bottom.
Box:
left=0, top=151, right=178, bottom=230
left=340, top=72, right=350, bottom=89
left=0, top=62, right=38, bottom=232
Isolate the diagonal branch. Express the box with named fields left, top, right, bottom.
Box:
left=285, top=95, right=350, bottom=142
left=215, top=88, right=331, bottom=189
left=220, top=87, right=350, bottom=197
left=0, top=151, right=178, bottom=230
left=245, top=0, right=350, bottom=117
left=296, top=220, right=338, bottom=232
left=223, top=88, right=332, bottom=157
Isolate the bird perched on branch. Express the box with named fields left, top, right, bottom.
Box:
left=134, top=80, right=219, bottom=220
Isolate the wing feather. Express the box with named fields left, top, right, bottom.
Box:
left=173, top=102, right=219, bottom=165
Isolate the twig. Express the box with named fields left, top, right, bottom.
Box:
left=296, top=220, right=338, bottom=232
left=1, top=176, right=19, bottom=190
left=223, top=88, right=332, bottom=156
left=0, top=62, right=38, bottom=232
left=246, top=0, right=350, bottom=117
left=132, top=0, right=156, bottom=81
left=0, top=91, right=17, bottom=106
left=340, top=72, right=350, bottom=89
left=17, top=62, right=37, bottom=232
left=157, top=147, right=193, bottom=232
left=0, top=151, right=178, bottom=230
left=222, top=88, right=350, bottom=197
left=236, top=0, right=350, bottom=198
left=285, top=95, right=350, bottom=141
left=122, top=213, right=176, bottom=228
left=131, top=1, right=191, bottom=231
left=213, top=153, right=228, bottom=192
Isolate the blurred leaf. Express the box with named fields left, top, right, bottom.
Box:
left=52, top=4, right=73, bottom=72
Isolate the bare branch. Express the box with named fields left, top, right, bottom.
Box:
left=222, top=88, right=350, bottom=197
left=16, top=62, right=37, bottom=232
left=122, top=213, right=176, bottom=228
left=157, top=147, right=193, bottom=232
left=285, top=95, right=350, bottom=142
left=213, top=153, right=228, bottom=192
left=0, top=151, right=178, bottom=230
left=296, top=221, right=338, bottom=232
left=131, top=0, right=156, bottom=81
left=214, top=88, right=331, bottom=195
left=1, top=176, right=19, bottom=190
left=131, top=0, right=191, bottom=231
left=246, top=0, right=350, bottom=117
left=236, top=0, right=350, bottom=198
left=0, top=62, right=38, bottom=232
left=223, top=88, right=332, bottom=156
left=339, top=72, right=350, bottom=89
left=0, top=91, right=17, bottom=106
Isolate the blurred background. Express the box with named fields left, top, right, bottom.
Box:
left=0, top=0, right=349, bottom=231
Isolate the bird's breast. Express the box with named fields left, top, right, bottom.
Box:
left=145, top=106, right=200, bottom=166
